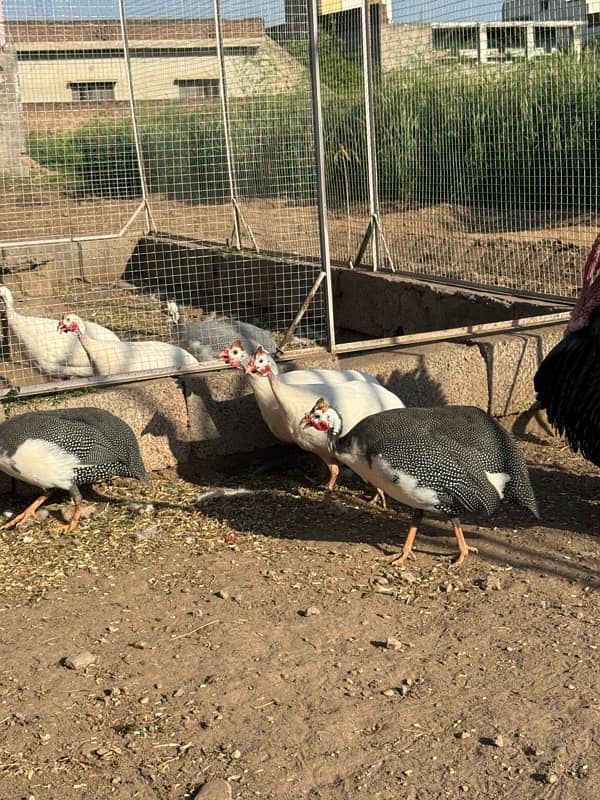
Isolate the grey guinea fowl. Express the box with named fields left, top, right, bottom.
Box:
left=0, top=408, right=147, bottom=533
left=303, top=400, right=539, bottom=567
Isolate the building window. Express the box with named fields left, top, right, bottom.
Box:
left=540, top=0, right=549, bottom=9
left=175, top=78, right=220, bottom=100
left=68, top=81, right=116, bottom=101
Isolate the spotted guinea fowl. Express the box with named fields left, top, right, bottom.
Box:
left=0, top=407, right=147, bottom=533
left=0, top=285, right=119, bottom=378
left=247, top=347, right=405, bottom=502
left=534, top=232, right=600, bottom=466
left=303, top=399, right=539, bottom=566
left=58, top=313, right=200, bottom=376
left=162, top=300, right=277, bottom=362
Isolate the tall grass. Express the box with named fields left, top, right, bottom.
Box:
left=28, top=51, right=600, bottom=214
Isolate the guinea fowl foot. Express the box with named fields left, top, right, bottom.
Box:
left=378, top=512, right=421, bottom=565
left=450, top=519, right=478, bottom=568
left=367, top=489, right=387, bottom=510
left=1, top=492, right=52, bottom=530
left=60, top=499, right=83, bottom=534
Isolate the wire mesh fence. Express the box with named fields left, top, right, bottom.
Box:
left=0, top=0, right=597, bottom=394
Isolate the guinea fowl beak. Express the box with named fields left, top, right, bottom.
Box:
left=301, top=413, right=314, bottom=429
left=218, top=348, right=229, bottom=360
left=245, top=361, right=257, bottom=374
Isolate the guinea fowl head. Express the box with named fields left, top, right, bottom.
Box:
left=219, top=339, right=248, bottom=369
left=302, top=398, right=343, bottom=437
left=57, top=313, right=86, bottom=336
left=246, top=346, right=279, bottom=376
left=567, top=233, right=600, bottom=334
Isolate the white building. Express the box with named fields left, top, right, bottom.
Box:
left=503, top=0, right=600, bottom=39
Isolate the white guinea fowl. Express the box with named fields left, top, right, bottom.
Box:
left=58, top=312, right=200, bottom=376
left=219, top=341, right=381, bottom=385
left=219, top=340, right=387, bottom=447
left=162, top=300, right=277, bottom=362
left=0, top=407, right=147, bottom=533
left=0, top=285, right=119, bottom=378
left=303, top=398, right=539, bottom=567
left=246, top=347, right=405, bottom=498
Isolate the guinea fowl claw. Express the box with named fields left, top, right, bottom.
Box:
left=450, top=545, right=478, bottom=568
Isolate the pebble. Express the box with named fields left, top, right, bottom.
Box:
left=231, top=749, right=241, bottom=759
left=385, top=636, right=403, bottom=651
left=194, top=778, right=232, bottom=799
left=545, top=772, right=558, bottom=784
left=490, top=735, right=504, bottom=748
left=301, top=606, right=321, bottom=617
left=399, top=570, right=418, bottom=583
left=63, top=651, right=96, bottom=670
left=130, top=641, right=148, bottom=650
left=382, top=688, right=396, bottom=697
left=215, top=590, right=230, bottom=600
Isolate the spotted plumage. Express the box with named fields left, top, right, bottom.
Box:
left=304, top=400, right=539, bottom=566
left=0, top=408, right=146, bottom=533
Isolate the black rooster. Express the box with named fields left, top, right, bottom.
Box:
left=534, top=233, right=600, bottom=465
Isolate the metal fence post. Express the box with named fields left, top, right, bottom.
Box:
left=353, top=0, right=395, bottom=272
left=307, top=0, right=336, bottom=354
left=213, top=0, right=257, bottom=251
left=118, top=0, right=157, bottom=233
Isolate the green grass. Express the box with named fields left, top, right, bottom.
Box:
left=27, top=50, right=600, bottom=214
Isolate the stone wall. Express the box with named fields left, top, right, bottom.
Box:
left=0, top=46, right=27, bottom=175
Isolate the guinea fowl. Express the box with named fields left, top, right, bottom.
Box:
left=58, top=313, right=200, bottom=376
left=162, top=300, right=277, bottom=362
left=220, top=341, right=381, bottom=385
left=218, top=341, right=385, bottom=447
left=303, top=399, right=539, bottom=566
left=0, top=286, right=119, bottom=378
left=534, top=232, right=600, bottom=466
left=247, top=347, right=405, bottom=498
left=0, top=407, right=146, bottom=533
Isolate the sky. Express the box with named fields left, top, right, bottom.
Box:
left=5, top=0, right=504, bottom=26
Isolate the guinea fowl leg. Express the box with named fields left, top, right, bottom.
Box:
left=367, top=489, right=388, bottom=510
left=450, top=518, right=478, bottom=567
left=326, top=463, right=340, bottom=492
left=380, top=510, right=423, bottom=565
left=61, top=488, right=83, bottom=534
left=1, top=492, right=53, bottom=530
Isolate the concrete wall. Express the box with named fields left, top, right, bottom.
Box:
left=0, top=46, right=27, bottom=175
left=16, top=40, right=307, bottom=104
left=380, top=23, right=433, bottom=71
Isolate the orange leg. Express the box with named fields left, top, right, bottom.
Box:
left=367, top=489, right=387, bottom=510
left=379, top=510, right=423, bottom=565
left=61, top=490, right=83, bottom=534
left=326, top=462, right=340, bottom=492
left=450, top=518, right=478, bottom=568
left=1, top=492, right=52, bottom=530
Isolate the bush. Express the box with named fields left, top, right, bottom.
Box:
left=26, top=50, right=600, bottom=214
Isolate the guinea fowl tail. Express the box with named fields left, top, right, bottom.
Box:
left=497, top=426, right=540, bottom=519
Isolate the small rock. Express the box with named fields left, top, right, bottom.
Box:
left=63, top=651, right=96, bottom=670
left=194, top=777, right=232, bottom=800
left=130, top=641, right=148, bottom=650
left=214, top=590, right=229, bottom=600
left=483, top=575, right=502, bottom=591
left=491, top=735, right=504, bottom=748
left=385, top=636, right=403, bottom=651
left=456, top=731, right=471, bottom=740
left=399, top=570, right=417, bottom=583
left=382, top=688, right=396, bottom=697
left=231, top=749, right=241, bottom=759
left=545, top=772, right=558, bottom=784
left=301, top=606, right=320, bottom=617
left=139, top=696, right=149, bottom=705
left=372, top=575, right=389, bottom=586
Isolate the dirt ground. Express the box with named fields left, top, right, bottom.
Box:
left=0, top=428, right=598, bottom=800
